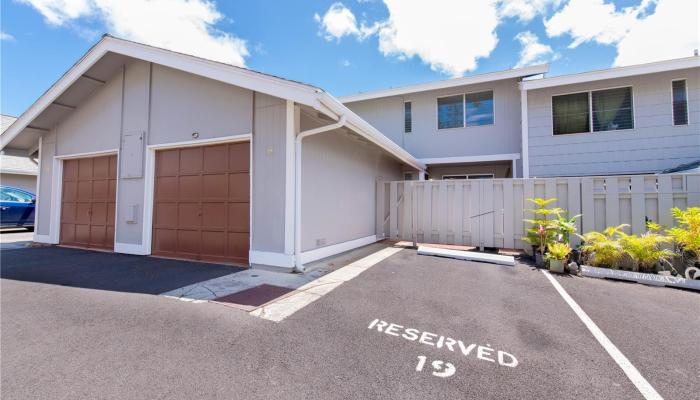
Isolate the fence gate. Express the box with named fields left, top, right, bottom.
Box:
left=377, top=174, right=700, bottom=251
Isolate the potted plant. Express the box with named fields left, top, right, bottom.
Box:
left=522, top=198, right=560, bottom=267
left=546, top=242, right=571, bottom=273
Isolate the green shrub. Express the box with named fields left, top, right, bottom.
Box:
left=546, top=242, right=571, bottom=261
left=578, top=225, right=627, bottom=268
left=619, top=224, right=674, bottom=272
left=666, top=207, right=700, bottom=260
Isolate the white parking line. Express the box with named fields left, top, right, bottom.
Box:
left=541, top=270, right=663, bottom=400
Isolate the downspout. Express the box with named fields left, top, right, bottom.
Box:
left=294, top=114, right=347, bottom=272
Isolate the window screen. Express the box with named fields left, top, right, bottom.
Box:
left=437, top=95, right=464, bottom=129
left=552, top=92, right=590, bottom=135
left=465, top=91, right=494, bottom=126
left=672, top=80, right=688, bottom=126
left=404, top=102, right=412, bottom=133
left=592, top=87, right=634, bottom=132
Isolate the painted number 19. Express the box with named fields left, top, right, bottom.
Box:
left=416, top=355, right=456, bottom=378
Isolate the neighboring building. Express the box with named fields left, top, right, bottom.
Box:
left=0, top=35, right=423, bottom=271
left=1, top=115, right=38, bottom=192
left=341, top=56, right=700, bottom=179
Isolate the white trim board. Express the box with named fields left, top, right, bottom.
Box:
left=299, top=235, right=378, bottom=265
left=420, top=153, right=521, bottom=165
left=33, top=234, right=52, bottom=244
left=339, top=64, right=548, bottom=103
left=114, top=242, right=150, bottom=255
left=521, top=56, right=699, bottom=91
left=249, top=250, right=295, bottom=270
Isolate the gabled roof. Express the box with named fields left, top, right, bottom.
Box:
left=338, top=64, right=549, bottom=103
left=1, top=35, right=424, bottom=170
left=521, top=56, right=700, bottom=90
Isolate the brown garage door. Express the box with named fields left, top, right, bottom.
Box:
left=152, top=142, right=250, bottom=266
left=60, top=154, right=117, bottom=250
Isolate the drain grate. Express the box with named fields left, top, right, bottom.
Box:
left=213, top=284, right=294, bottom=310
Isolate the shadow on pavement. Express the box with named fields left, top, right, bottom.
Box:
left=0, top=246, right=243, bottom=295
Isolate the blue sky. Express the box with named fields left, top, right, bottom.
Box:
left=1, top=0, right=698, bottom=117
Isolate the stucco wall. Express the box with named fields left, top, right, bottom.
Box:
left=0, top=173, right=37, bottom=193
left=345, top=78, right=523, bottom=159
left=527, top=67, right=700, bottom=177
left=301, top=129, right=403, bottom=252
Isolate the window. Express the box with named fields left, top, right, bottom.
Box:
left=437, top=95, right=464, bottom=129
left=404, top=101, right=412, bottom=133
left=592, top=87, right=633, bottom=132
left=465, top=91, right=494, bottom=126
left=552, top=92, right=590, bottom=135
left=403, top=172, right=414, bottom=181
left=552, top=87, right=634, bottom=135
left=441, top=174, right=494, bottom=180
left=672, top=80, right=688, bottom=126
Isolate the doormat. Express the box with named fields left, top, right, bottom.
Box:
left=213, top=284, right=295, bottom=311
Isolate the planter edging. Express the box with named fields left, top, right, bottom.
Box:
left=580, top=265, right=700, bottom=291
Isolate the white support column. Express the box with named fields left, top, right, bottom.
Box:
left=520, top=88, right=530, bottom=178
left=284, top=100, right=296, bottom=256
left=418, top=170, right=426, bottom=181
left=512, top=159, right=518, bottom=179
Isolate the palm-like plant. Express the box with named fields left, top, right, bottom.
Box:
left=666, top=207, right=700, bottom=266
left=522, top=198, right=561, bottom=257
left=578, top=225, right=627, bottom=268
left=619, top=224, right=674, bottom=272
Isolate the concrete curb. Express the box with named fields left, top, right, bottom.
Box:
left=580, top=265, right=700, bottom=291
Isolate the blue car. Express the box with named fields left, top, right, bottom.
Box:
left=0, top=186, right=36, bottom=230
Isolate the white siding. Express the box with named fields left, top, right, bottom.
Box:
left=527, top=67, right=700, bottom=177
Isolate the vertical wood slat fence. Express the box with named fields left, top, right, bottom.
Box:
left=376, top=174, right=700, bottom=251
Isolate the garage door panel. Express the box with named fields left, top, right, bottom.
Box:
left=178, top=203, right=201, bottom=227
left=203, top=144, right=228, bottom=173
left=60, top=154, right=116, bottom=251
left=155, top=203, right=178, bottom=227
left=177, top=230, right=200, bottom=255
left=93, top=157, right=109, bottom=179
left=228, top=203, right=249, bottom=232
left=153, top=229, right=177, bottom=253
left=229, top=143, right=249, bottom=172
left=155, top=176, right=178, bottom=200
left=63, top=159, right=79, bottom=181
left=178, top=175, right=202, bottom=200
left=91, top=202, right=107, bottom=224
left=78, top=181, right=92, bottom=201
left=179, top=147, right=203, bottom=174
left=75, top=224, right=90, bottom=244
left=228, top=173, right=249, bottom=201
left=202, top=202, right=226, bottom=228
left=202, top=174, right=228, bottom=199
left=153, top=143, right=249, bottom=266
left=157, top=149, right=179, bottom=177
left=78, top=158, right=92, bottom=179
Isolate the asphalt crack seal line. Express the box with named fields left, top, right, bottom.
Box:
left=250, top=247, right=403, bottom=322
left=542, top=270, right=663, bottom=400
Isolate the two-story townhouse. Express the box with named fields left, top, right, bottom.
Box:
left=341, top=65, right=548, bottom=180
left=342, top=56, right=699, bottom=179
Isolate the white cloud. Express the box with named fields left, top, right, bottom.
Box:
left=315, top=2, right=377, bottom=41
left=497, top=0, right=563, bottom=23
left=316, top=1, right=500, bottom=77
left=514, top=31, right=558, bottom=67
left=1, top=31, right=16, bottom=41
left=545, top=0, right=698, bottom=65
left=18, top=0, right=249, bottom=67
left=613, top=0, right=699, bottom=65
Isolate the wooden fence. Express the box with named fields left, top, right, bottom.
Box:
left=376, top=173, right=700, bottom=250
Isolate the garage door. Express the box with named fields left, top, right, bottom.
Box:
left=60, top=154, right=117, bottom=250
left=152, top=142, right=250, bottom=265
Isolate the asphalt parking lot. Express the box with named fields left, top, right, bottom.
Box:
left=1, top=245, right=698, bottom=399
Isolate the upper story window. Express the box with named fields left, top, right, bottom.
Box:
left=592, top=87, right=634, bottom=132
left=465, top=91, right=494, bottom=126
left=437, top=95, right=464, bottom=129
left=552, top=92, right=590, bottom=135
left=672, top=79, right=688, bottom=126
left=552, top=87, right=634, bottom=135
left=437, top=91, right=494, bottom=130
left=404, top=101, right=412, bottom=133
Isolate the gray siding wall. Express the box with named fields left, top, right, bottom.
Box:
left=345, top=78, right=523, bottom=160
left=301, top=129, right=402, bottom=252
left=428, top=162, right=512, bottom=179
left=527, top=67, right=700, bottom=177
left=0, top=173, right=37, bottom=193
left=35, top=60, right=288, bottom=253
